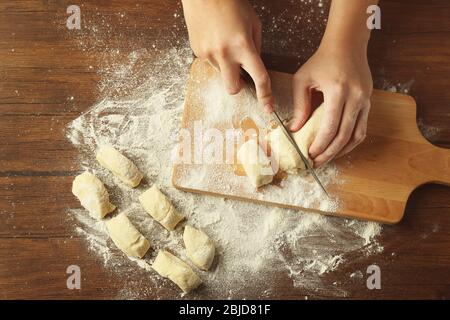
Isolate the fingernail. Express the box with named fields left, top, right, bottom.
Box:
left=289, top=122, right=296, bottom=131
left=289, top=120, right=299, bottom=131
left=264, top=104, right=272, bottom=114
left=228, top=86, right=239, bottom=95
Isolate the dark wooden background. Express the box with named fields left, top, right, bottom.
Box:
left=0, top=0, right=449, bottom=299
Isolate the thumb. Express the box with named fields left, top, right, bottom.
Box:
left=289, top=75, right=312, bottom=131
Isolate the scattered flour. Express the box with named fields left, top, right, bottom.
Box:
left=379, top=78, right=415, bottom=94
left=357, top=222, right=383, bottom=246
left=174, top=64, right=340, bottom=213
left=63, top=2, right=384, bottom=299
left=66, top=45, right=383, bottom=299
left=417, top=118, right=442, bottom=141
left=257, top=0, right=329, bottom=62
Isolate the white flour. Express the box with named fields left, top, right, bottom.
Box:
left=63, top=2, right=385, bottom=298
left=174, top=68, right=340, bottom=213
left=66, top=45, right=383, bottom=299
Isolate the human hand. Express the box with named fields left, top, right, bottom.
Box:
left=181, top=0, right=275, bottom=111
left=290, top=42, right=373, bottom=168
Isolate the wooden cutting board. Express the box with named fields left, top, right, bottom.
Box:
left=172, top=59, right=450, bottom=224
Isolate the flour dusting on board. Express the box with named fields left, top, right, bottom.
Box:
left=174, top=66, right=340, bottom=213
left=66, top=45, right=383, bottom=299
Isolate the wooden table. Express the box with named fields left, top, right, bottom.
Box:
left=1, top=0, right=449, bottom=299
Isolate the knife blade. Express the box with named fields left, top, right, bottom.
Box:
left=240, top=68, right=330, bottom=197
left=271, top=111, right=329, bottom=197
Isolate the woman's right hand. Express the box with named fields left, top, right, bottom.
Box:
left=181, top=0, right=275, bottom=112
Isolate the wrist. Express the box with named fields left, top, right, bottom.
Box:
left=319, top=31, right=369, bottom=61
left=319, top=0, right=376, bottom=56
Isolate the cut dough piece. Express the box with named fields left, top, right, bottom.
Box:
left=96, top=145, right=143, bottom=187
left=72, top=171, right=116, bottom=219
left=183, top=226, right=215, bottom=271
left=292, top=104, right=325, bottom=168
left=152, top=250, right=202, bottom=293
left=267, top=104, right=325, bottom=173
left=267, top=126, right=304, bottom=173
left=139, top=186, right=184, bottom=231
left=237, top=139, right=274, bottom=188
left=105, top=213, right=150, bottom=258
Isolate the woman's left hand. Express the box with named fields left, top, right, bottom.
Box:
left=290, top=41, right=373, bottom=168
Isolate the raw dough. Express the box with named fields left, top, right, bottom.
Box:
left=237, top=139, right=274, bottom=188
left=292, top=104, right=325, bottom=168
left=96, top=145, right=143, bottom=187
left=139, top=186, right=185, bottom=231
left=268, top=104, right=325, bottom=172
left=105, top=213, right=150, bottom=258
left=267, top=127, right=304, bottom=173
left=152, top=250, right=202, bottom=293
left=183, top=226, right=215, bottom=271
left=72, top=171, right=116, bottom=219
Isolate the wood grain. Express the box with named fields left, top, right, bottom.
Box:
left=0, top=0, right=449, bottom=299
left=173, top=60, right=450, bottom=224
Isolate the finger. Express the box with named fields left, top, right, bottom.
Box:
left=206, top=56, right=220, bottom=71
left=336, top=103, right=370, bottom=158
left=218, top=59, right=242, bottom=95
left=309, top=87, right=346, bottom=158
left=290, top=74, right=312, bottom=131
left=241, top=50, right=275, bottom=112
left=252, top=20, right=262, bottom=54
left=314, top=99, right=360, bottom=167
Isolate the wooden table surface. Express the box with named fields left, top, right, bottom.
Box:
left=1, top=0, right=449, bottom=299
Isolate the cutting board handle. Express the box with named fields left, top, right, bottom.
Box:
left=420, top=146, right=450, bottom=187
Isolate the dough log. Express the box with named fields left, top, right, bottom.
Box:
left=96, top=145, right=143, bottom=187
left=139, top=186, right=184, bottom=231
left=183, top=226, right=215, bottom=271
left=152, top=250, right=202, bottom=293
left=268, top=104, right=324, bottom=172
left=105, top=213, right=150, bottom=258
left=72, top=171, right=116, bottom=219
left=237, top=139, right=274, bottom=188
left=292, top=104, right=324, bottom=168
left=267, top=127, right=304, bottom=173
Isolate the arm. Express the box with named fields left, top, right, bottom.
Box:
left=291, top=0, right=379, bottom=167
left=181, top=0, right=275, bottom=112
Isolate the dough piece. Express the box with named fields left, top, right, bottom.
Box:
left=152, top=250, right=202, bottom=293
left=267, top=104, right=324, bottom=173
left=96, top=145, right=143, bottom=187
left=292, top=104, right=325, bottom=168
left=138, top=186, right=184, bottom=231
left=183, top=226, right=215, bottom=271
left=267, top=127, right=304, bottom=173
left=237, top=139, right=274, bottom=188
left=105, top=213, right=150, bottom=258
left=72, top=171, right=116, bottom=219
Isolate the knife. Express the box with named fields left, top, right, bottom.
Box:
left=240, top=69, right=330, bottom=197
